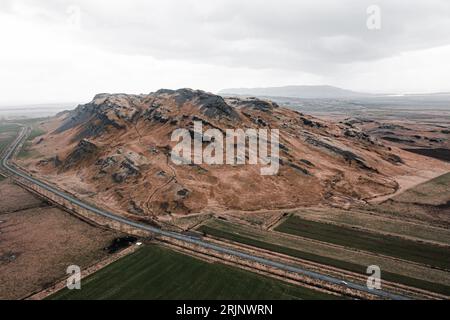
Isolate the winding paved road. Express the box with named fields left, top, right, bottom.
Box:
left=1, top=126, right=409, bottom=300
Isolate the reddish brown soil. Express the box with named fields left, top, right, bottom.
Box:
left=18, top=90, right=450, bottom=222
left=0, top=179, right=122, bottom=299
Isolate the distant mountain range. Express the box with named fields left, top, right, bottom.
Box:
left=219, top=85, right=450, bottom=100
left=219, top=85, right=372, bottom=99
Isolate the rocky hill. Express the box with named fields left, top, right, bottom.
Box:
left=21, top=89, right=434, bottom=221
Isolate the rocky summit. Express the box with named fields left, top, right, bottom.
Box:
left=23, top=89, right=414, bottom=221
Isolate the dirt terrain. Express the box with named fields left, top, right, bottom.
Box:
left=4, top=94, right=448, bottom=300
left=268, top=95, right=450, bottom=163
left=0, top=178, right=122, bottom=299
left=16, top=89, right=450, bottom=227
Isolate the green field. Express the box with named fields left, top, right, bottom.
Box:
left=17, top=126, right=46, bottom=159
left=0, top=123, right=20, bottom=155
left=275, top=216, right=450, bottom=270
left=0, top=123, right=21, bottom=134
left=0, top=123, right=21, bottom=181
left=198, top=224, right=450, bottom=295
left=288, top=207, right=450, bottom=245
left=0, top=138, right=13, bottom=155
left=49, top=245, right=336, bottom=300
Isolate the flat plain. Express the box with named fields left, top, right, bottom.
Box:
left=275, top=216, right=450, bottom=269
left=49, top=245, right=336, bottom=300
left=198, top=216, right=450, bottom=296
left=0, top=178, right=122, bottom=299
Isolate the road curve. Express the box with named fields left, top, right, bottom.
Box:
left=1, top=126, right=409, bottom=300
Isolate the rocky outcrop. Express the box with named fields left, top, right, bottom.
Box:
left=157, top=88, right=240, bottom=120
left=55, top=94, right=141, bottom=140
left=54, top=89, right=296, bottom=145
left=63, top=139, right=98, bottom=169
left=344, top=128, right=375, bottom=144
left=197, top=92, right=240, bottom=120
left=382, top=136, right=415, bottom=144
left=384, top=153, right=404, bottom=164
left=305, top=136, right=375, bottom=171
left=299, top=159, right=315, bottom=167
left=227, top=97, right=279, bottom=112
left=96, top=154, right=142, bottom=183
left=288, top=162, right=310, bottom=175
left=37, top=156, right=62, bottom=168
left=300, top=116, right=324, bottom=128
left=31, top=88, right=419, bottom=217
left=128, top=200, right=145, bottom=215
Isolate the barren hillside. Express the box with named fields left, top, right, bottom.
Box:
left=18, top=89, right=450, bottom=223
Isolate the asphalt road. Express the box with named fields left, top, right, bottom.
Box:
left=1, top=126, right=409, bottom=300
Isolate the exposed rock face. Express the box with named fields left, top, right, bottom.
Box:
left=300, top=116, right=324, bottom=128
left=62, top=139, right=98, bottom=170
left=227, top=97, right=279, bottom=113
left=304, top=136, right=374, bottom=171
left=300, top=159, right=314, bottom=167
left=287, top=163, right=310, bottom=175
left=94, top=150, right=146, bottom=184
left=55, top=94, right=141, bottom=140
left=189, top=90, right=240, bottom=120
left=128, top=200, right=145, bottom=215
left=29, top=88, right=416, bottom=217
left=111, top=159, right=141, bottom=183
left=37, top=156, right=62, bottom=168
left=343, top=128, right=376, bottom=144
left=55, top=89, right=247, bottom=143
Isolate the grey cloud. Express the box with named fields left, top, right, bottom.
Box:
left=3, top=0, right=450, bottom=73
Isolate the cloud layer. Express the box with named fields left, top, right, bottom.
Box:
left=1, top=0, right=450, bottom=104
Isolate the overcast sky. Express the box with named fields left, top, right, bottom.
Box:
left=1, top=0, right=450, bottom=106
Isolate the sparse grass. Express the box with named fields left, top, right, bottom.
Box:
left=290, top=208, right=450, bottom=245
left=0, top=119, right=46, bottom=159
left=0, top=138, right=13, bottom=155
left=27, top=127, right=46, bottom=141
left=369, top=200, right=450, bottom=229
left=0, top=202, right=121, bottom=299
left=0, top=123, right=20, bottom=134
left=200, top=224, right=364, bottom=270
left=49, top=245, right=336, bottom=300
left=392, top=172, right=450, bottom=206
left=17, top=126, right=46, bottom=159
left=275, top=216, right=450, bottom=270
left=365, top=172, right=450, bottom=230
left=198, top=222, right=450, bottom=296
left=0, top=123, right=20, bottom=155
left=17, top=141, right=34, bottom=159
